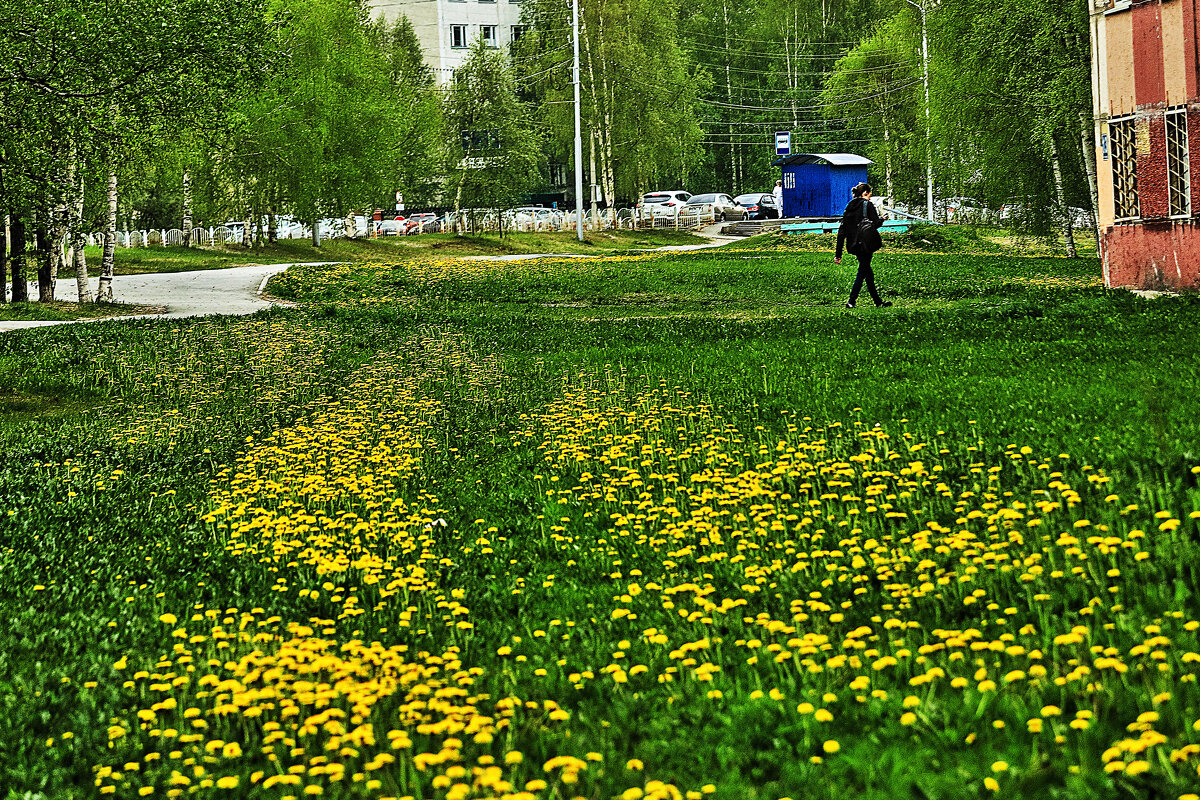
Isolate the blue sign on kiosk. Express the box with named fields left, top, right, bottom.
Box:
left=772, top=152, right=874, bottom=218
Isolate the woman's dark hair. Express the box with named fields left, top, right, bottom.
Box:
left=852, top=183, right=873, bottom=198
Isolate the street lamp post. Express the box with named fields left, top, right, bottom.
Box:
left=905, top=0, right=934, bottom=223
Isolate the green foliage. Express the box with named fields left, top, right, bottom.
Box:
left=820, top=13, right=924, bottom=204
left=927, top=1, right=1093, bottom=218
left=444, top=40, right=544, bottom=224
left=0, top=0, right=272, bottom=216
left=516, top=0, right=707, bottom=205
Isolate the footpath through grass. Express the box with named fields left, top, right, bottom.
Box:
left=2, top=245, right=1199, bottom=800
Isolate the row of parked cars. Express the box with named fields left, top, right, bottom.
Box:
left=637, top=191, right=781, bottom=221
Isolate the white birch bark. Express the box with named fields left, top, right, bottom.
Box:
left=181, top=171, right=193, bottom=247
left=73, top=167, right=89, bottom=303
left=98, top=171, right=117, bottom=302
left=1049, top=136, right=1076, bottom=258
left=1079, top=110, right=1101, bottom=253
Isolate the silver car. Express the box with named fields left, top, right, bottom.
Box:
left=682, top=193, right=745, bottom=222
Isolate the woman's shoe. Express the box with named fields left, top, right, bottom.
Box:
left=845, top=302, right=855, bottom=309
left=878, top=301, right=893, bottom=307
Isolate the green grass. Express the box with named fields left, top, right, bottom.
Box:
left=1, top=247, right=1198, bottom=800
left=727, top=224, right=1098, bottom=258
left=0, top=300, right=164, bottom=323
left=63, top=229, right=709, bottom=277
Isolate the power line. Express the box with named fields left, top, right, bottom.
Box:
left=703, top=80, right=921, bottom=113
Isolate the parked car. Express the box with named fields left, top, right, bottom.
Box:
left=404, top=213, right=439, bottom=234
left=507, top=206, right=564, bottom=228
left=938, top=197, right=995, bottom=224
left=732, top=193, right=780, bottom=220
left=376, top=217, right=406, bottom=236
left=682, top=193, right=745, bottom=222
left=638, top=190, right=692, bottom=218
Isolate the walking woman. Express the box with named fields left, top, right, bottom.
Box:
left=835, top=183, right=892, bottom=309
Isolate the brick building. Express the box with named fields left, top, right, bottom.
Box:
left=1090, top=0, right=1200, bottom=290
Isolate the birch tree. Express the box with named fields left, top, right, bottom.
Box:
left=928, top=0, right=1093, bottom=240
left=444, top=39, right=543, bottom=234
left=516, top=0, right=705, bottom=212
left=0, top=0, right=273, bottom=300
left=820, top=15, right=923, bottom=203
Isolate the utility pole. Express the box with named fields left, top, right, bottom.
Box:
left=906, top=0, right=934, bottom=222
left=572, top=0, right=584, bottom=241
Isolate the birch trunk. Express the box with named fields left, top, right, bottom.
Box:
left=39, top=218, right=57, bottom=302
left=0, top=214, right=7, bottom=303
left=589, top=128, right=599, bottom=229
left=241, top=211, right=252, bottom=248
left=882, top=120, right=895, bottom=200
left=1079, top=110, right=1101, bottom=254
left=453, top=175, right=465, bottom=236
left=181, top=171, right=193, bottom=247
left=10, top=215, right=27, bottom=302
left=724, top=0, right=735, bottom=194
left=311, top=215, right=320, bottom=247
left=1049, top=136, right=1077, bottom=258
left=268, top=209, right=277, bottom=243
left=98, top=171, right=118, bottom=302
left=582, top=11, right=613, bottom=228
left=72, top=167, right=89, bottom=303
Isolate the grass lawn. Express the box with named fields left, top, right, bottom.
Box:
left=65, top=229, right=711, bottom=276
left=1, top=244, right=1198, bottom=800
left=0, top=300, right=165, bottom=323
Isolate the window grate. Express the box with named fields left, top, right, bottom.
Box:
left=1166, top=108, right=1191, bottom=218
left=1109, top=117, right=1140, bottom=221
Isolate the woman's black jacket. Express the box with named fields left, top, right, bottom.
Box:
left=836, top=197, right=883, bottom=259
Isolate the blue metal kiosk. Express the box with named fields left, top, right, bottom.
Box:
left=773, top=153, right=874, bottom=218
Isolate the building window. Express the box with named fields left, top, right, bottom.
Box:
left=511, top=25, right=526, bottom=43
left=480, top=25, right=497, bottom=47
left=1109, top=116, right=1140, bottom=222
left=1167, top=107, right=1191, bottom=218
left=450, top=25, right=467, bottom=48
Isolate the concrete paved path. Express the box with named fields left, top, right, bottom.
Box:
left=0, top=263, right=329, bottom=334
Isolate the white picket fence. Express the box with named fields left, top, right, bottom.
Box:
left=83, top=206, right=717, bottom=247
left=84, top=225, right=315, bottom=248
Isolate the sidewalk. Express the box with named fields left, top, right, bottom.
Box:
left=0, top=263, right=329, bottom=334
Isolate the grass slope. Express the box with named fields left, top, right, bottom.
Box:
left=1, top=247, right=1198, bottom=800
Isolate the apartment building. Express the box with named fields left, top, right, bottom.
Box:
left=369, top=0, right=527, bottom=79
left=1090, top=0, right=1200, bottom=290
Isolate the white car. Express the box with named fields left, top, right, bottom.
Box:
left=638, top=190, right=692, bottom=218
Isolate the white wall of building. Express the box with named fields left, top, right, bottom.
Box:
left=369, top=0, right=525, bottom=79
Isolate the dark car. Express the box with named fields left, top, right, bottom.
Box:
left=732, top=193, right=780, bottom=220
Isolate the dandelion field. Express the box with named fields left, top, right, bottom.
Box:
left=2, top=247, right=1200, bottom=800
